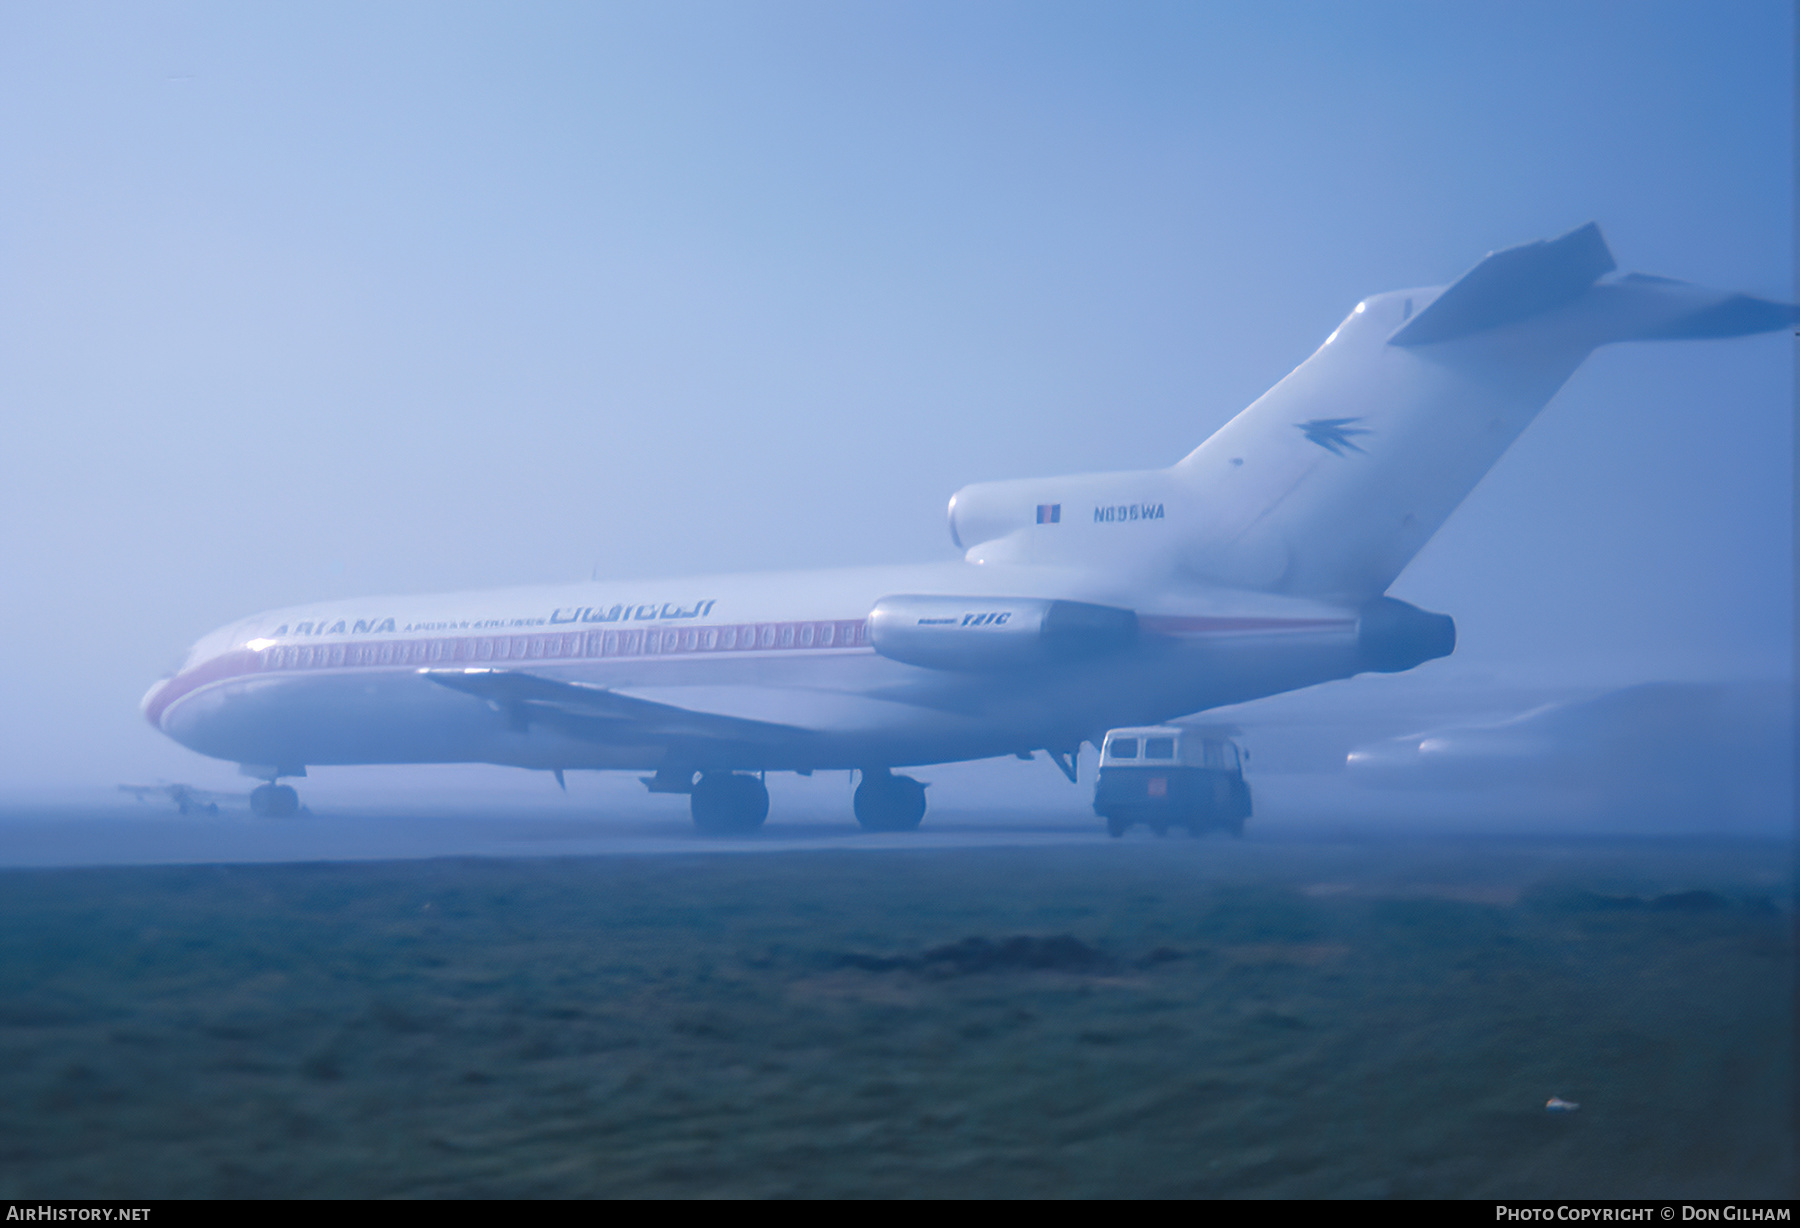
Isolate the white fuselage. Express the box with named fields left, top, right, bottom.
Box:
left=144, top=561, right=1363, bottom=775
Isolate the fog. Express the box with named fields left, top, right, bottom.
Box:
left=0, top=9, right=1793, bottom=1197
left=0, top=3, right=1790, bottom=811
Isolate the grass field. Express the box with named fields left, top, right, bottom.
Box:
left=0, top=836, right=1789, bottom=1198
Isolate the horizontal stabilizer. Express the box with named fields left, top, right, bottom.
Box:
left=1390, top=222, right=1616, bottom=346
left=1598, top=273, right=1800, bottom=341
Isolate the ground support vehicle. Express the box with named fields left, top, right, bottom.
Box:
left=1094, top=726, right=1252, bottom=837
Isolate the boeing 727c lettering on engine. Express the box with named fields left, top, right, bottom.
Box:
left=143, top=224, right=1796, bottom=832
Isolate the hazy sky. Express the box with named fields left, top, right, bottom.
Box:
left=0, top=2, right=1791, bottom=790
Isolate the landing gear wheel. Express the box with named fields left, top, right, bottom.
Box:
left=1105, top=812, right=1128, bottom=838
left=854, top=770, right=927, bottom=832
left=250, top=784, right=300, bottom=818
left=690, top=772, right=769, bottom=835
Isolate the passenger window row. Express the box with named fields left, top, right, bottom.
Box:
left=256, top=620, right=870, bottom=671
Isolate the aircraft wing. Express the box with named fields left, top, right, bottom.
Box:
left=422, top=667, right=803, bottom=741
left=420, top=668, right=928, bottom=744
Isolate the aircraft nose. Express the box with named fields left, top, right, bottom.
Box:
left=141, top=677, right=177, bottom=731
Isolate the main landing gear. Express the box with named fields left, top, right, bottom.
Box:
left=678, top=767, right=930, bottom=834
left=690, top=772, right=770, bottom=835
left=854, top=768, right=928, bottom=832
left=249, top=783, right=301, bottom=818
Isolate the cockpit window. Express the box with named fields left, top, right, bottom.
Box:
left=1109, top=737, right=1139, bottom=759
left=1144, top=737, right=1175, bottom=760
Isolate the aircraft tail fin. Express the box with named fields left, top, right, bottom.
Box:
left=951, top=225, right=1792, bottom=602
left=1163, top=225, right=1795, bottom=599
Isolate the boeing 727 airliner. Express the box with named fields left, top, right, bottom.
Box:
left=142, top=225, right=1795, bottom=830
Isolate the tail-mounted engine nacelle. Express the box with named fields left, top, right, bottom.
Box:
left=1357, top=596, right=1456, bottom=673
left=869, top=595, right=1139, bottom=672
left=947, top=468, right=1169, bottom=552
left=948, top=480, right=1042, bottom=552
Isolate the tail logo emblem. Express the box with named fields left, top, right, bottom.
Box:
left=1298, top=417, right=1371, bottom=456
